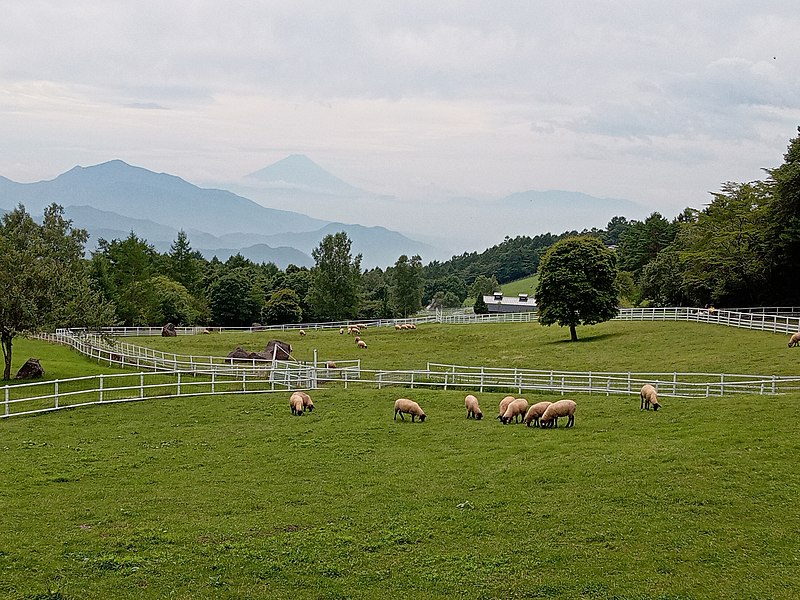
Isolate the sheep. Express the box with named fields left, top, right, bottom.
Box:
left=394, top=398, right=426, bottom=422
left=524, top=401, right=553, bottom=427
left=539, top=399, right=577, bottom=428
left=325, top=360, right=337, bottom=369
left=289, top=393, right=305, bottom=416
left=496, top=395, right=516, bottom=421
left=339, top=328, right=344, bottom=335
left=501, top=398, right=529, bottom=424
left=410, top=323, right=417, bottom=329
left=789, top=332, right=800, bottom=347
left=354, top=335, right=362, bottom=344
left=294, top=390, right=314, bottom=412
left=299, top=329, right=306, bottom=336
left=357, top=339, right=368, bottom=349
left=640, top=384, right=661, bottom=411
left=395, top=324, right=402, bottom=330
left=464, top=394, right=483, bottom=420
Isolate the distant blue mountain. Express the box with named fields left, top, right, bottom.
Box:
left=0, top=160, right=328, bottom=237
left=0, top=160, right=439, bottom=268
left=245, top=154, right=367, bottom=197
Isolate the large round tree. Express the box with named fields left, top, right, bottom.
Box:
left=534, top=236, right=619, bottom=341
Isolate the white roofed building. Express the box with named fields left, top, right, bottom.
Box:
left=482, top=292, right=538, bottom=313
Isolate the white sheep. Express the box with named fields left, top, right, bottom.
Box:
left=354, top=335, right=362, bottom=344
left=524, top=401, right=552, bottom=427
left=394, top=398, right=426, bottom=422
left=464, top=394, right=483, bottom=420
left=395, top=324, right=402, bottom=330
left=299, top=329, right=306, bottom=336
left=325, top=360, right=337, bottom=369
left=496, top=395, right=516, bottom=421
left=357, top=339, right=368, bottom=349
left=339, top=328, right=344, bottom=335
left=640, top=384, right=661, bottom=411
left=501, top=398, right=529, bottom=424
left=789, top=332, right=800, bottom=347
left=539, top=399, right=577, bottom=428
left=289, top=393, right=305, bottom=416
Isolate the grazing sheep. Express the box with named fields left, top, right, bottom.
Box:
left=410, top=323, right=417, bottom=329
left=789, top=332, right=800, bottom=347
left=299, top=329, right=306, bottom=336
left=325, top=360, right=337, bottom=369
left=640, top=384, right=661, bottom=411
left=354, top=336, right=362, bottom=344
left=339, top=328, right=344, bottom=335
left=357, top=339, right=368, bottom=349
left=524, top=401, right=553, bottom=427
left=465, top=394, right=483, bottom=420
left=294, top=391, right=314, bottom=412
left=501, top=398, right=529, bottom=424
left=394, top=398, right=426, bottom=422
left=496, top=395, right=516, bottom=421
left=539, top=399, right=577, bottom=428
left=395, top=324, right=402, bottom=330
left=289, top=393, right=305, bottom=416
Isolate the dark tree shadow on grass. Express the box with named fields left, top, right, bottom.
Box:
left=547, top=332, right=624, bottom=345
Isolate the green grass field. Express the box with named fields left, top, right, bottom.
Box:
left=500, top=274, right=538, bottom=297
left=3, top=322, right=800, bottom=599
left=127, top=320, right=799, bottom=376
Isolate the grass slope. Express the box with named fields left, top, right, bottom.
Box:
left=500, top=274, right=538, bottom=297
left=129, top=320, right=799, bottom=376
left=2, top=388, right=800, bottom=599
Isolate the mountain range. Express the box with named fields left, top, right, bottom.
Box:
left=0, top=156, right=645, bottom=268
left=0, top=159, right=436, bottom=268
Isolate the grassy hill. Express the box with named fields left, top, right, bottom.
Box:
left=500, top=274, right=538, bottom=297
left=3, top=322, right=800, bottom=598
left=126, top=320, right=799, bottom=376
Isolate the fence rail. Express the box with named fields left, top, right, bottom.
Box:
left=5, top=359, right=800, bottom=419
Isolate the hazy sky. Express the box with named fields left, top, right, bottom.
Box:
left=2, top=1, right=799, bottom=240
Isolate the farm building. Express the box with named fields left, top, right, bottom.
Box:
left=482, top=292, right=538, bottom=313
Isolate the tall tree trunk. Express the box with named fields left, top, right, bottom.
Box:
left=1, top=330, right=12, bottom=381
left=569, top=324, right=578, bottom=342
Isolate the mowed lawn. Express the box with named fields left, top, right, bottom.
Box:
left=128, top=320, right=800, bottom=376
left=2, top=321, right=800, bottom=599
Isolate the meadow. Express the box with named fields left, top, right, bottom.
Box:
left=2, top=321, right=800, bottom=599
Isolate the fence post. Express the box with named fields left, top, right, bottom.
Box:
left=243, top=371, right=247, bottom=393
left=480, top=366, right=484, bottom=393
left=588, top=372, right=592, bottom=394
left=54, top=381, right=59, bottom=409
left=99, top=374, right=104, bottom=403
left=4, top=385, right=7, bottom=416
left=720, top=373, right=724, bottom=396
left=140, top=374, right=145, bottom=398
left=177, top=372, right=182, bottom=396
left=211, top=372, right=216, bottom=395
left=411, top=371, right=415, bottom=389
left=444, top=373, right=448, bottom=391
left=378, top=371, right=382, bottom=390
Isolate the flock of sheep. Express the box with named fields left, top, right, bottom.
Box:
left=288, top=384, right=661, bottom=425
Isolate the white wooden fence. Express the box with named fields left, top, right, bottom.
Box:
left=5, top=360, right=800, bottom=419
left=5, top=306, right=799, bottom=419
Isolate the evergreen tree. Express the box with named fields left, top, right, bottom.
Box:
left=308, top=232, right=362, bottom=321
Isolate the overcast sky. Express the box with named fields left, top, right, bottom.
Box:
left=1, top=1, right=799, bottom=243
